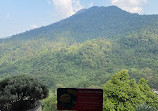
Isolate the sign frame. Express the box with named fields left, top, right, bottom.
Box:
left=57, top=88, right=103, bottom=111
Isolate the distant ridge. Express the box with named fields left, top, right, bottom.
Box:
left=1, top=6, right=158, bottom=42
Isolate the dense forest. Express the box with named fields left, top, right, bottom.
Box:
left=0, top=27, right=158, bottom=90
left=0, top=6, right=158, bottom=110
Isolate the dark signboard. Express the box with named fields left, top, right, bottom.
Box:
left=57, top=88, right=103, bottom=111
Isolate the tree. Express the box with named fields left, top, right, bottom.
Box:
left=136, top=103, right=157, bottom=111
left=0, top=75, right=48, bottom=111
left=138, top=78, right=158, bottom=109
left=41, top=94, right=57, bottom=111
left=103, top=70, right=158, bottom=111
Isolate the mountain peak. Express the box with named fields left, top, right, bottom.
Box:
left=74, top=5, right=129, bottom=17
left=90, top=5, right=119, bottom=9
left=106, top=5, right=120, bottom=9
left=88, top=5, right=119, bottom=9
left=89, top=5, right=123, bottom=11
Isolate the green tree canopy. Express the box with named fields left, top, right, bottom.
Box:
left=0, top=75, right=48, bottom=111
left=41, top=94, right=57, bottom=111
left=103, top=70, right=158, bottom=111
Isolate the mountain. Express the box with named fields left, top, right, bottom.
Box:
left=2, top=6, right=158, bottom=42
left=0, top=6, right=158, bottom=91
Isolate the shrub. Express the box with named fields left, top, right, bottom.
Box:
left=0, top=75, right=48, bottom=111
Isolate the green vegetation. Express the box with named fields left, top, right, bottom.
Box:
left=0, top=75, right=48, bottom=111
left=136, top=103, right=157, bottom=111
left=0, top=39, right=113, bottom=91
left=41, top=94, right=57, bottom=111
left=103, top=70, right=158, bottom=111
left=0, top=32, right=158, bottom=91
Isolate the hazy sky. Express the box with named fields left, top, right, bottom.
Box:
left=0, top=0, right=158, bottom=38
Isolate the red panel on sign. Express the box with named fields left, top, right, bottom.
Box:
left=57, top=88, right=103, bottom=111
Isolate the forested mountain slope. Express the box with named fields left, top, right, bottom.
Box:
left=0, top=6, right=158, bottom=90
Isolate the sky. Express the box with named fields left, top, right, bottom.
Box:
left=0, top=0, right=158, bottom=38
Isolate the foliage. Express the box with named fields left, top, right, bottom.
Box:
left=136, top=103, right=157, bottom=111
left=103, top=70, right=158, bottom=111
left=138, top=78, right=158, bottom=109
left=41, top=94, right=57, bottom=111
left=0, top=75, right=48, bottom=111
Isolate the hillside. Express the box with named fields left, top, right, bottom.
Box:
left=0, top=6, right=158, bottom=91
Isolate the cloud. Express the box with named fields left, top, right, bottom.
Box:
left=72, top=0, right=83, bottom=12
left=52, top=0, right=83, bottom=21
left=30, top=24, right=39, bottom=29
left=111, top=0, right=148, bottom=13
